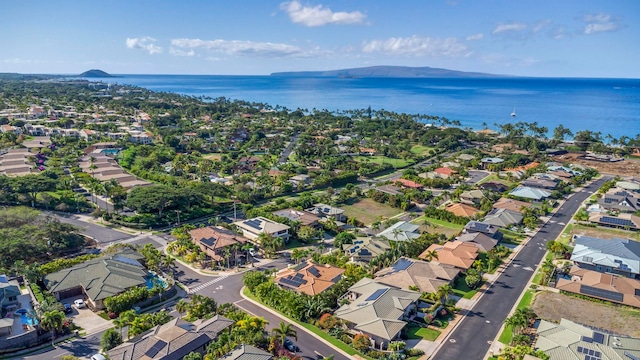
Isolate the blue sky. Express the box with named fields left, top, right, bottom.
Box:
left=1, top=0, right=638, bottom=77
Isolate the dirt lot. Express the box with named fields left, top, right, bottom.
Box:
left=559, top=224, right=640, bottom=244
left=556, top=153, right=640, bottom=177
left=342, top=198, right=402, bottom=226
left=531, top=291, right=640, bottom=337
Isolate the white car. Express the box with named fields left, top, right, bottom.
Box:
left=90, top=354, right=106, bottom=360
left=74, top=299, right=86, bottom=309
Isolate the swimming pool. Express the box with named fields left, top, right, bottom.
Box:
left=145, top=273, right=167, bottom=289
left=100, top=148, right=120, bottom=155
left=21, top=314, right=38, bottom=326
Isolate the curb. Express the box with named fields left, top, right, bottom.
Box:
left=238, top=286, right=352, bottom=359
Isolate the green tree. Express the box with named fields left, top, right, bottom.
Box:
left=101, top=328, right=123, bottom=352
left=182, top=352, right=202, bottom=360
left=271, top=321, right=297, bottom=344
left=40, top=310, right=65, bottom=346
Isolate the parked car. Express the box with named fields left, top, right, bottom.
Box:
left=284, top=338, right=299, bottom=353
left=90, top=354, right=106, bottom=360
left=74, top=299, right=86, bottom=309
left=63, top=303, right=72, bottom=314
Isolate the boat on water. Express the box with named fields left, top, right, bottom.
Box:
left=511, top=106, right=517, bottom=117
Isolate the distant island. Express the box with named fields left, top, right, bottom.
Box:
left=271, top=65, right=510, bottom=78
left=78, top=69, right=115, bottom=78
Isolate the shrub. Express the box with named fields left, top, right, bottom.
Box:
left=353, top=333, right=371, bottom=352
left=405, top=348, right=425, bottom=357
left=340, top=334, right=353, bottom=344
left=318, top=313, right=338, bottom=330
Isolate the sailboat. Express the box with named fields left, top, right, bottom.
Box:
left=510, top=106, right=517, bottom=117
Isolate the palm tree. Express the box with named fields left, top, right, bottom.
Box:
left=175, top=299, right=189, bottom=319
left=272, top=321, right=297, bottom=344
left=423, top=250, right=439, bottom=262
left=40, top=310, right=65, bottom=346
left=436, top=284, right=453, bottom=307
left=241, top=243, right=254, bottom=267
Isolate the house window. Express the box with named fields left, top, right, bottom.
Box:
left=606, top=267, right=612, bottom=273
left=9, top=296, right=16, bottom=301
left=596, top=265, right=602, bottom=271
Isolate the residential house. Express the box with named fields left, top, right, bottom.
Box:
left=555, top=266, right=640, bottom=308
left=79, top=129, right=98, bottom=141
left=221, top=344, right=273, bottom=360
left=233, top=217, right=291, bottom=242
left=289, top=174, right=311, bottom=187
left=441, top=161, right=460, bottom=169
left=493, top=197, right=533, bottom=213
left=509, top=186, right=551, bottom=201
left=272, top=208, right=321, bottom=229
left=335, top=278, right=420, bottom=347
left=375, top=184, right=403, bottom=196
left=108, top=315, right=234, bottom=360
left=0, top=148, right=32, bottom=177
left=0, top=275, right=20, bottom=312
left=0, top=125, right=22, bottom=136
left=482, top=208, right=523, bottom=228
left=343, top=237, right=391, bottom=263
left=433, top=167, right=457, bottom=179
left=22, top=136, right=52, bottom=151
left=597, top=188, right=640, bottom=213
left=377, top=221, right=420, bottom=242
left=480, top=157, right=504, bottom=169
left=617, top=180, right=640, bottom=192
left=444, top=203, right=480, bottom=218
left=459, top=190, right=485, bottom=206
left=274, top=260, right=344, bottom=296
left=419, top=241, right=479, bottom=270
left=43, top=249, right=148, bottom=310
left=534, top=318, right=640, bottom=360
left=305, top=203, right=346, bottom=222
left=589, top=213, right=640, bottom=231
left=455, top=232, right=498, bottom=252
left=570, top=235, right=640, bottom=278
left=478, top=181, right=509, bottom=193
left=189, top=226, right=248, bottom=266
left=522, top=178, right=559, bottom=190
left=374, top=257, right=460, bottom=294
left=394, top=178, right=423, bottom=189
left=463, top=221, right=502, bottom=240
left=457, top=154, right=475, bottom=162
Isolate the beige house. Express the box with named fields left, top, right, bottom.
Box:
left=374, top=257, right=460, bottom=294
left=274, top=260, right=344, bottom=296
left=189, top=226, right=248, bottom=265
left=233, top=217, right=290, bottom=242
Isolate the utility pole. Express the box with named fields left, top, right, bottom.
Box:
left=175, top=210, right=181, bottom=226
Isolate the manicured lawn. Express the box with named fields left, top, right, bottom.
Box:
left=342, top=198, right=402, bottom=225
left=412, top=216, right=463, bottom=237
left=353, top=155, right=415, bottom=169
left=453, top=277, right=483, bottom=299
left=498, top=290, right=535, bottom=345
left=477, top=173, right=516, bottom=187
left=406, top=325, right=441, bottom=341
left=412, top=216, right=464, bottom=230
left=203, top=153, right=222, bottom=161
left=410, top=145, right=435, bottom=156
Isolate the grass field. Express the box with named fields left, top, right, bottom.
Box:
left=477, top=173, right=516, bottom=187
left=342, top=198, right=402, bottom=225
left=410, top=145, right=435, bottom=156
left=453, top=277, right=483, bottom=299
left=561, top=223, right=640, bottom=242
left=412, top=216, right=464, bottom=237
left=353, top=155, right=415, bottom=169
left=203, top=153, right=222, bottom=161
left=406, top=325, right=441, bottom=341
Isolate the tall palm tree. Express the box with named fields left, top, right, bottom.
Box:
left=272, top=321, right=297, bottom=344
left=423, top=250, right=439, bottom=262
left=40, top=310, right=65, bottom=346
left=241, top=243, right=254, bottom=267
left=436, top=284, right=453, bottom=307
left=175, top=299, right=189, bottom=319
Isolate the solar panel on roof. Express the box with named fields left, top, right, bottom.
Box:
left=577, top=346, right=584, bottom=353
left=365, top=288, right=387, bottom=301
left=594, top=351, right=601, bottom=358
left=308, top=267, right=321, bottom=277
left=580, top=285, right=624, bottom=302
left=600, top=216, right=634, bottom=227
left=392, top=258, right=413, bottom=272
left=582, top=336, right=593, bottom=343
left=593, top=332, right=605, bottom=344
left=145, top=340, right=167, bottom=358
left=113, top=255, right=142, bottom=267
left=624, top=351, right=640, bottom=360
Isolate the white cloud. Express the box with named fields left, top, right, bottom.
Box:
left=171, top=38, right=314, bottom=58
left=583, top=13, right=622, bottom=35
left=169, top=48, right=195, bottom=57
left=492, top=23, right=527, bottom=34
left=466, top=33, right=484, bottom=41
left=532, top=20, right=551, bottom=33
left=125, top=36, right=163, bottom=54
left=3, top=58, right=40, bottom=64
left=280, top=0, right=366, bottom=27
left=362, top=36, right=469, bottom=57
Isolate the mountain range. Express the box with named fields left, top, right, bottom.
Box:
left=271, top=65, right=510, bottom=78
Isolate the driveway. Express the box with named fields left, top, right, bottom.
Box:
left=61, top=296, right=111, bottom=335
left=465, top=170, right=490, bottom=184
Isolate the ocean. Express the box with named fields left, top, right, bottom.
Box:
left=96, top=75, right=640, bottom=139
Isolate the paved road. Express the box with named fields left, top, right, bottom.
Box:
left=430, top=176, right=610, bottom=360
left=279, top=132, right=300, bottom=164
left=20, top=330, right=105, bottom=360
left=49, top=212, right=134, bottom=244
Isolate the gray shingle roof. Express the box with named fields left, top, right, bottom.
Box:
left=43, top=249, right=147, bottom=301
left=221, top=344, right=273, bottom=360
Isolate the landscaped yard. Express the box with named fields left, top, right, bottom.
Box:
left=477, top=173, right=516, bottom=187
left=406, top=325, right=441, bottom=341
left=453, top=277, right=483, bottom=299
left=203, top=153, right=222, bottom=161
left=498, top=290, right=535, bottom=345
left=531, top=291, right=640, bottom=337
left=342, top=198, right=403, bottom=225
left=353, top=155, right=415, bottom=169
